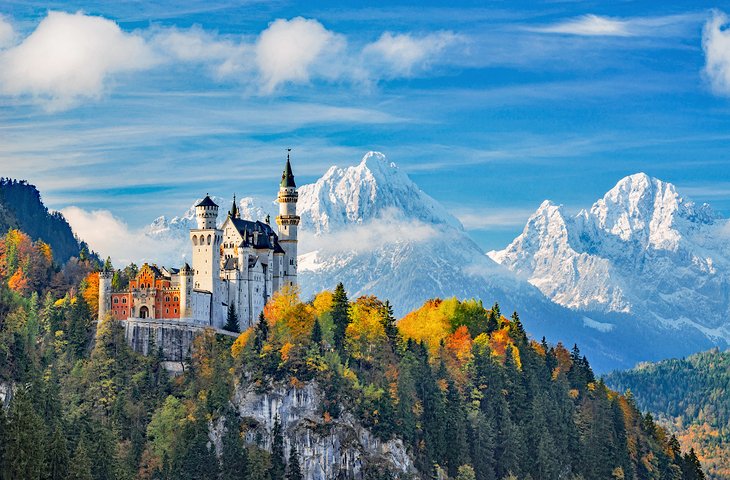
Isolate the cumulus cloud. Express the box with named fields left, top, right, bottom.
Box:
left=61, top=206, right=180, bottom=266
left=703, top=10, right=730, bottom=96
left=0, top=11, right=157, bottom=110
left=0, top=14, right=15, bottom=48
left=256, top=17, right=345, bottom=93
left=362, top=31, right=461, bottom=77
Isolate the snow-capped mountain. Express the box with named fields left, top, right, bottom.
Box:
left=142, top=160, right=727, bottom=371
left=490, top=173, right=730, bottom=342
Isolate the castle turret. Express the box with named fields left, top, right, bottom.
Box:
left=98, top=269, right=113, bottom=321
left=190, top=196, right=222, bottom=326
left=179, top=263, right=193, bottom=319
left=276, top=150, right=300, bottom=287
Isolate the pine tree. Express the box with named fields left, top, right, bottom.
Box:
left=486, top=303, right=500, bottom=333
left=470, top=412, right=496, bottom=480
left=68, top=436, right=93, bottom=480
left=220, top=419, right=249, bottom=480
left=271, top=417, right=286, bottom=480
left=381, top=300, right=400, bottom=352
left=444, top=379, right=469, bottom=478
left=224, top=304, right=240, bottom=333
left=45, top=425, right=69, bottom=480
left=331, top=282, right=350, bottom=354
left=286, top=444, right=304, bottom=480
left=310, top=319, right=323, bottom=353
left=3, top=388, right=45, bottom=480
left=682, top=448, right=705, bottom=480
left=254, top=312, right=268, bottom=353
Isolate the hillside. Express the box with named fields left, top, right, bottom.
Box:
left=0, top=222, right=708, bottom=479
left=605, top=349, right=730, bottom=479
left=0, top=178, right=87, bottom=264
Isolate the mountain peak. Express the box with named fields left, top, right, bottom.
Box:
left=298, top=152, right=462, bottom=234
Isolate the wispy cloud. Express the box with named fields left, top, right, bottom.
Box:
left=362, top=31, right=462, bottom=77
left=703, top=10, right=730, bottom=97
left=528, top=13, right=700, bottom=37
left=0, top=11, right=157, bottom=110
left=454, top=207, right=535, bottom=230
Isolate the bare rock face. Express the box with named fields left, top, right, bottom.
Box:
left=230, top=381, right=417, bottom=480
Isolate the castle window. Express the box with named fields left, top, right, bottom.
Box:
left=166, top=309, right=169, bottom=314
left=165, top=296, right=170, bottom=302
left=174, top=308, right=178, bottom=313
left=113, top=298, right=118, bottom=304
left=193, top=236, right=198, bottom=246
left=122, top=298, right=127, bottom=304
left=174, top=296, right=178, bottom=302
left=207, top=234, right=212, bottom=245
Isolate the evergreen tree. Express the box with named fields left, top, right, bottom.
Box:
left=469, top=412, right=496, bottom=480
left=271, top=417, right=286, bottom=480
left=172, top=418, right=219, bottom=480
left=310, top=318, right=323, bottom=352
left=286, top=444, right=303, bottom=480
left=486, top=303, right=500, bottom=333
left=254, top=312, right=268, bottom=353
left=682, top=448, right=705, bottom=480
left=331, top=282, right=350, bottom=354
left=444, top=379, right=469, bottom=478
left=220, top=419, right=249, bottom=480
left=2, top=388, right=45, bottom=480
left=224, top=304, right=240, bottom=333
left=68, top=436, right=93, bottom=480
left=45, top=425, right=70, bottom=480
left=381, top=300, right=400, bottom=352
left=456, top=465, right=476, bottom=480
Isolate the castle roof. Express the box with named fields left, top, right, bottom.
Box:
left=196, top=195, right=218, bottom=208
left=230, top=217, right=283, bottom=251
left=281, top=155, right=296, bottom=188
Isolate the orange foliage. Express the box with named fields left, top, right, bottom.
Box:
left=231, top=328, right=253, bottom=358
left=280, top=342, right=294, bottom=362
left=489, top=326, right=521, bottom=368
left=445, top=325, right=473, bottom=366
left=8, top=267, right=30, bottom=294
left=83, top=272, right=100, bottom=315
left=264, top=285, right=315, bottom=343
left=552, top=342, right=572, bottom=379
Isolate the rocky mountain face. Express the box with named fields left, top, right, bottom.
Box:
left=221, top=381, right=415, bottom=480
left=490, top=173, right=730, bottom=343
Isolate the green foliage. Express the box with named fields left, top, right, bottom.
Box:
left=68, top=436, right=93, bottom=480
left=286, top=445, right=303, bottom=480
left=224, top=304, right=240, bottom=333
left=331, top=282, right=350, bottom=354
left=271, top=417, right=286, bottom=480
left=220, top=418, right=249, bottom=480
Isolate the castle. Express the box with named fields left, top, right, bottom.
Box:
left=97, top=155, right=300, bottom=332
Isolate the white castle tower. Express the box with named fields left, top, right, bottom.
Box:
left=178, top=263, right=193, bottom=319
left=98, top=268, right=113, bottom=320
left=190, top=195, right=223, bottom=326
left=276, top=150, right=300, bottom=287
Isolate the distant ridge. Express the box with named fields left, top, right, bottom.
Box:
left=0, top=178, right=88, bottom=264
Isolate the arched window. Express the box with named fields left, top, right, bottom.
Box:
left=165, top=296, right=170, bottom=302
left=193, top=236, right=198, bottom=246
left=113, top=298, right=118, bottom=304
left=174, top=296, right=178, bottom=302
left=122, top=298, right=127, bottom=304
left=207, top=234, right=212, bottom=245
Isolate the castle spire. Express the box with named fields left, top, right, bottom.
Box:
left=281, top=148, right=296, bottom=188
left=229, top=194, right=239, bottom=218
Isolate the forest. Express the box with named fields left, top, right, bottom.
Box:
left=0, top=226, right=708, bottom=480
left=605, top=349, right=729, bottom=479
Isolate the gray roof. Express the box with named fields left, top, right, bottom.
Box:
left=196, top=195, right=218, bottom=208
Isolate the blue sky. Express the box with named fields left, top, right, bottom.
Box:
left=1, top=1, right=730, bottom=256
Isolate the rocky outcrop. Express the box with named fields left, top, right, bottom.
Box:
left=229, top=381, right=418, bottom=480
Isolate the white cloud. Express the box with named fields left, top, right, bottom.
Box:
left=703, top=10, right=730, bottom=97
left=530, top=14, right=632, bottom=36
left=0, top=14, right=15, bottom=48
left=0, top=11, right=157, bottom=110
left=61, top=206, right=180, bottom=266
left=455, top=208, right=535, bottom=230
left=255, top=17, right=345, bottom=93
left=363, top=31, right=460, bottom=77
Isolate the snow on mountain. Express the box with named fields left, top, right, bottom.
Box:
left=490, top=172, right=730, bottom=343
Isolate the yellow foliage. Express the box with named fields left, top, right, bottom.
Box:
left=312, top=290, right=334, bottom=317
left=231, top=328, right=253, bottom=358
left=280, top=342, right=294, bottom=362
left=345, top=300, right=387, bottom=361
left=264, top=285, right=315, bottom=344
left=398, top=299, right=451, bottom=355
left=83, top=272, right=100, bottom=315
